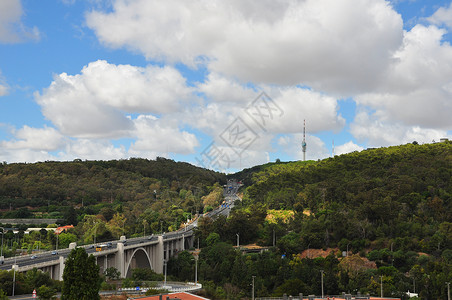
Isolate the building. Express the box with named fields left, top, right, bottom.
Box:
left=55, top=225, right=74, bottom=235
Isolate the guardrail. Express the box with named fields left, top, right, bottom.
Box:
left=118, top=282, right=202, bottom=293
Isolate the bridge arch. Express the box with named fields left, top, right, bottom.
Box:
left=124, top=247, right=153, bottom=278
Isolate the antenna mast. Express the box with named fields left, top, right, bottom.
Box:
left=332, top=139, right=335, bottom=157
left=302, top=120, right=307, bottom=161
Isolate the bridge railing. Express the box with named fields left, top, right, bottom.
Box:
left=118, top=281, right=202, bottom=293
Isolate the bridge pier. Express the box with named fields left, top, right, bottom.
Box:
left=153, top=235, right=164, bottom=274
left=58, top=256, right=64, bottom=281
left=116, top=242, right=125, bottom=278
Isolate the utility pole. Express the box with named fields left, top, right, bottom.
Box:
left=252, top=276, right=256, bottom=300
left=380, top=275, right=384, bottom=298
left=320, top=270, right=324, bottom=299
left=236, top=233, right=240, bottom=248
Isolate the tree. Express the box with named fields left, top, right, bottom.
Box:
left=0, top=289, right=7, bottom=300
left=61, top=247, right=101, bottom=300
left=103, top=267, right=121, bottom=281
left=37, top=285, right=56, bottom=300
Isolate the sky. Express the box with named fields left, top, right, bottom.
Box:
left=0, top=0, right=451, bottom=172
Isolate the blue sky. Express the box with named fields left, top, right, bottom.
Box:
left=0, top=0, right=451, bottom=172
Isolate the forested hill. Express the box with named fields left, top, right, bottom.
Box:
left=0, top=157, right=225, bottom=209
left=244, top=141, right=451, bottom=249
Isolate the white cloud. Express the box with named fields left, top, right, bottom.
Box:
left=64, top=139, right=127, bottom=161
left=184, top=83, right=345, bottom=148
left=334, top=141, right=364, bottom=156
left=354, top=25, right=452, bottom=130
left=191, top=143, right=271, bottom=172
left=0, top=0, right=40, bottom=43
left=35, top=60, right=193, bottom=138
left=350, top=109, right=448, bottom=147
left=261, top=87, right=345, bottom=134
left=0, top=148, right=56, bottom=163
left=86, top=0, right=403, bottom=95
left=1, top=125, right=65, bottom=151
left=0, top=82, right=8, bottom=96
left=128, top=115, right=199, bottom=157
left=197, top=73, right=258, bottom=103
left=427, top=3, right=452, bottom=30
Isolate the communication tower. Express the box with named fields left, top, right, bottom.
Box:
left=302, top=120, right=307, bottom=161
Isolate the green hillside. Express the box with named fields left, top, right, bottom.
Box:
left=0, top=157, right=225, bottom=211
left=188, top=142, right=451, bottom=299
left=243, top=142, right=451, bottom=252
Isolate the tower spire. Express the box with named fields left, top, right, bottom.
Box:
left=302, top=120, right=307, bottom=161
left=332, top=139, right=335, bottom=157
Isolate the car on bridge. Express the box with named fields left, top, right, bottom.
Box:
left=96, top=244, right=108, bottom=251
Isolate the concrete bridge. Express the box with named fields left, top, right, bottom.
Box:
left=0, top=180, right=240, bottom=282
left=0, top=229, right=195, bottom=280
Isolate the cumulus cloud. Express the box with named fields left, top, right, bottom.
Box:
left=0, top=0, right=40, bottom=43
left=184, top=84, right=345, bottom=147
left=191, top=143, right=271, bottom=172
left=64, top=139, right=127, bottom=161
left=86, top=0, right=403, bottom=95
left=1, top=125, right=65, bottom=151
left=354, top=25, right=452, bottom=130
left=0, top=126, right=66, bottom=163
left=197, top=73, right=258, bottom=103
left=35, top=60, right=193, bottom=138
left=128, top=114, right=199, bottom=157
left=0, top=79, right=8, bottom=96
left=334, top=141, right=364, bottom=156
left=350, top=109, right=448, bottom=147
left=260, top=87, right=345, bottom=134
left=427, top=3, right=452, bottom=30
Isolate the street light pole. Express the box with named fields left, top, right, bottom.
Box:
left=12, top=255, right=16, bottom=296
left=0, top=230, right=3, bottom=258
left=236, top=233, right=239, bottom=248
left=164, top=260, right=167, bottom=286
left=12, top=267, right=15, bottom=296
left=446, top=282, right=450, bottom=300
left=195, top=256, right=198, bottom=284
left=94, top=224, right=97, bottom=245
left=252, top=275, right=256, bottom=300
left=380, top=275, right=383, bottom=298
left=320, top=270, right=324, bottom=299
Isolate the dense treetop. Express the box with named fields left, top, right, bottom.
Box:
left=240, top=142, right=451, bottom=250
left=0, top=157, right=225, bottom=210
